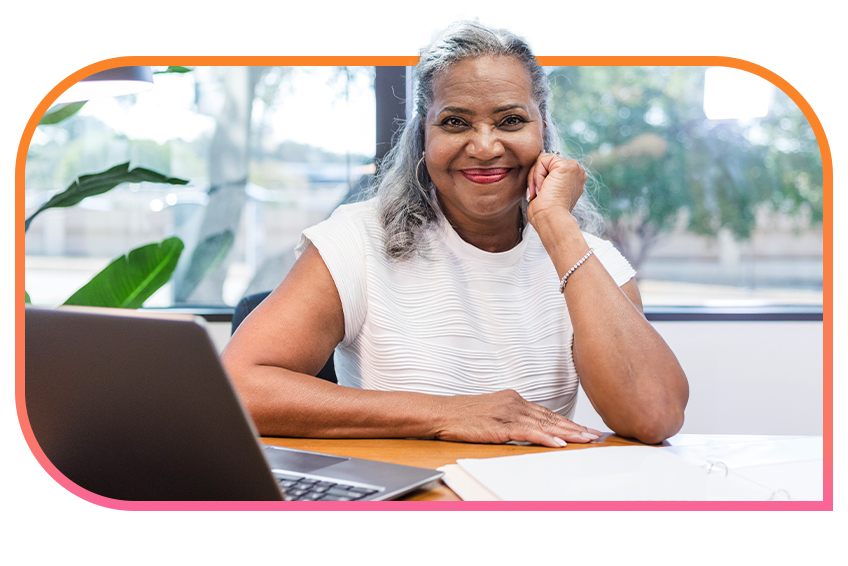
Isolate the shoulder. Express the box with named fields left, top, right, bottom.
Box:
left=580, top=231, right=636, bottom=286
left=581, top=232, right=617, bottom=254
left=321, top=198, right=381, bottom=233
left=328, top=198, right=379, bottom=220
left=295, top=199, right=382, bottom=346
left=296, top=199, right=382, bottom=257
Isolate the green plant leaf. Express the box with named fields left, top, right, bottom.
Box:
left=38, top=102, right=87, bottom=125
left=178, top=230, right=235, bottom=300
left=25, top=290, right=31, bottom=304
left=63, top=237, right=184, bottom=309
left=154, top=66, right=192, bottom=74
left=25, top=162, right=188, bottom=232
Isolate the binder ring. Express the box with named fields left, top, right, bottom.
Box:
left=768, top=489, right=791, bottom=501
left=707, top=461, right=728, bottom=477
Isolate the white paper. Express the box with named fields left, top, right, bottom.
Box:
left=457, top=446, right=776, bottom=501
left=659, top=436, right=823, bottom=470
left=659, top=437, right=824, bottom=501
left=731, top=460, right=823, bottom=501
left=437, top=464, right=501, bottom=501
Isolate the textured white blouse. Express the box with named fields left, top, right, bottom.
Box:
left=296, top=199, right=635, bottom=419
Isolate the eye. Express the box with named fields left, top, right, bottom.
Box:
left=500, top=115, right=528, bottom=129
left=439, top=116, right=468, bottom=130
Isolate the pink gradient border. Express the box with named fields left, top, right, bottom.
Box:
left=16, top=56, right=833, bottom=512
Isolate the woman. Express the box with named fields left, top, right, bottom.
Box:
left=222, top=22, right=689, bottom=446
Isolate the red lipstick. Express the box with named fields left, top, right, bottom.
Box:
left=460, top=168, right=511, bottom=184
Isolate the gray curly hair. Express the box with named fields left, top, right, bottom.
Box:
left=373, top=20, right=602, bottom=259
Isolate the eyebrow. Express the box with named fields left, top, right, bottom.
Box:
left=436, top=104, right=530, bottom=116
left=493, top=104, right=530, bottom=114
left=437, top=106, right=473, bottom=116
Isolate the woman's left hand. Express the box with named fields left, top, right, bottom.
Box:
left=526, top=152, right=587, bottom=227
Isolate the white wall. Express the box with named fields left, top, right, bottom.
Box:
left=206, top=321, right=234, bottom=356
left=209, top=319, right=825, bottom=437
left=573, top=321, right=824, bottom=436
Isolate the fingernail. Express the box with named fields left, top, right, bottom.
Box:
left=581, top=432, right=600, bottom=441
left=553, top=437, right=567, bottom=447
left=588, top=428, right=603, bottom=436
left=526, top=187, right=532, bottom=201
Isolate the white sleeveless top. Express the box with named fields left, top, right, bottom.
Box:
left=295, top=199, right=635, bottom=419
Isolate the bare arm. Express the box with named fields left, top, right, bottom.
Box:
left=222, top=243, right=440, bottom=438
left=222, top=243, right=601, bottom=447
left=527, top=155, right=689, bottom=444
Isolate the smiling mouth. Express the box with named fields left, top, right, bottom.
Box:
left=460, top=168, right=512, bottom=184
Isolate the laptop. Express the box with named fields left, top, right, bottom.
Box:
left=24, top=306, right=443, bottom=501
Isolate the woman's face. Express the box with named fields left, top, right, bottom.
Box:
left=424, top=55, right=545, bottom=229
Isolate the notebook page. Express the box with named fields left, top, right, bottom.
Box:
left=659, top=436, right=822, bottom=470
left=730, top=460, right=823, bottom=501
left=659, top=437, right=823, bottom=501
left=457, top=446, right=773, bottom=501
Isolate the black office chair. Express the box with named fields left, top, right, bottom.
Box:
left=231, top=291, right=337, bottom=383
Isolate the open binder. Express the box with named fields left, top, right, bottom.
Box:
left=439, top=437, right=822, bottom=501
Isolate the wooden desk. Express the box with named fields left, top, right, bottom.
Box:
left=262, top=433, right=654, bottom=501
left=262, top=434, right=817, bottom=501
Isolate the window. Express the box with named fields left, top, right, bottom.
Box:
left=546, top=66, right=822, bottom=307
left=25, top=66, right=376, bottom=307
left=25, top=64, right=823, bottom=311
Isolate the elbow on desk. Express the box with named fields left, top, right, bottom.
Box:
left=226, top=378, right=290, bottom=438
left=633, top=412, right=684, bottom=445
left=612, top=407, right=685, bottom=445
left=598, top=387, right=688, bottom=444
left=220, top=352, right=269, bottom=432
left=624, top=368, right=690, bottom=444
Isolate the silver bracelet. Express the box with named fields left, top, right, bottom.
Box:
left=559, top=249, right=594, bottom=293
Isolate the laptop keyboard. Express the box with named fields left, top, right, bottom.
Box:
left=274, top=472, right=381, bottom=501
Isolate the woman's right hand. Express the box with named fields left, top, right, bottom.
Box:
left=434, top=389, right=602, bottom=447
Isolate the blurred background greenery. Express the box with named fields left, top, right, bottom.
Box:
left=549, top=66, right=821, bottom=270
left=25, top=65, right=823, bottom=308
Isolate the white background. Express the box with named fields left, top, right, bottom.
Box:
left=3, top=1, right=843, bottom=563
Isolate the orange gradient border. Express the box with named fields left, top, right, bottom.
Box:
left=16, top=56, right=833, bottom=511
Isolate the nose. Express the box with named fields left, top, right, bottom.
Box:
left=466, top=126, right=504, bottom=161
